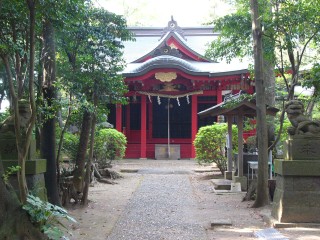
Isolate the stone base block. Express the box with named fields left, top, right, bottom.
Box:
left=2, top=158, right=47, bottom=201
left=9, top=173, right=47, bottom=201
left=272, top=204, right=320, bottom=223
left=0, top=138, right=36, bottom=160
left=284, top=137, right=320, bottom=160
left=274, top=159, right=320, bottom=176
left=224, top=171, right=234, bottom=180
left=272, top=175, right=320, bottom=223
left=233, top=176, right=247, bottom=191
left=2, top=159, right=46, bottom=174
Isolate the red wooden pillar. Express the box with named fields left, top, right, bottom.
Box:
left=116, top=104, right=122, bottom=132
left=140, top=95, right=147, bottom=159
left=191, top=95, right=198, bottom=159
left=125, top=103, right=130, bottom=139
left=217, top=89, right=223, bottom=104
left=148, top=99, right=153, bottom=140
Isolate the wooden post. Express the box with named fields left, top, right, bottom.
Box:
left=225, top=115, right=233, bottom=180
left=217, top=89, right=223, bottom=104
left=237, top=114, right=244, bottom=177
left=191, top=95, right=198, bottom=159
left=125, top=103, right=130, bottom=139
left=116, top=104, right=122, bottom=132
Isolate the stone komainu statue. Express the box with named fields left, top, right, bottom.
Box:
left=0, top=101, right=31, bottom=136
left=285, top=100, right=320, bottom=136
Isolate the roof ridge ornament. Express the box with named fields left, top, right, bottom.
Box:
left=153, top=44, right=182, bottom=58
left=161, top=16, right=186, bottom=40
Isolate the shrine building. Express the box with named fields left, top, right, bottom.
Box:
left=108, top=18, right=254, bottom=159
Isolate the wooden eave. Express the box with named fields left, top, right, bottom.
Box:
left=198, top=99, right=279, bottom=118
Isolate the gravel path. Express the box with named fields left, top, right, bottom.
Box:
left=107, top=167, right=207, bottom=240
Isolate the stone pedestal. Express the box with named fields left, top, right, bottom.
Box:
left=0, top=137, right=47, bottom=200
left=155, top=144, right=180, bottom=160
left=224, top=171, right=234, bottom=180
left=272, top=136, right=320, bottom=223
left=233, top=176, right=247, bottom=191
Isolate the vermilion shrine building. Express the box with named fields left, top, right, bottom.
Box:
left=108, top=18, right=254, bottom=159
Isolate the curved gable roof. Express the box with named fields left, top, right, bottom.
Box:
left=123, top=55, right=248, bottom=78
left=130, top=17, right=213, bottom=63
left=132, top=31, right=212, bottom=63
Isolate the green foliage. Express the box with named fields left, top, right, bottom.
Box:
left=274, top=119, right=291, bottom=153
left=193, top=123, right=238, bottom=174
left=206, top=12, right=252, bottom=63
left=245, top=136, right=256, bottom=152
left=2, top=166, right=21, bottom=183
left=22, top=194, right=76, bottom=240
left=0, top=107, right=10, bottom=122
left=302, top=63, right=320, bottom=100
left=62, top=132, right=79, bottom=161
left=243, top=118, right=255, bottom=132
left=56, top=6, right=133, bottom=107
left=94, top=128, right=127, bottom=167
left=222, top=93, right=255, bottom=109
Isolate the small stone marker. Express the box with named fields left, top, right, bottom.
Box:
left=254, top=228, right=288, bottom=240
left=120, top=168, right=139, bottom=173
left=210, top=219, right=232, bottom=228
left=193, top=169, right=214, bottom=173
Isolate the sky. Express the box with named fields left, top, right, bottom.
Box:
left=95, top=0, right=233, bottom=27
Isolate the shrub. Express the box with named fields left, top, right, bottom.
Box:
left=62, top=132, right=79, bottom=162
left=94, top=128, right=127, bottom=167
left=193, top=123, right=238, bottom=174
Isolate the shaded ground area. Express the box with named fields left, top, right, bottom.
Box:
left=66, top=160, right=320, bottom=240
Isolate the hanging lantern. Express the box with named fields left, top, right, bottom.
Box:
left=186, top=95, right=190, bottom=104
left=157, top=96, right=161, bottom=105
left=148, top=94, right=152, bottom=103
left=177, top=97, right=180, bottom=106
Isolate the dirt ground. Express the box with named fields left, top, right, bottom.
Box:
left=64, top=160, right=320, bottom=240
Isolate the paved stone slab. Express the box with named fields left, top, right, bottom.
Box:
left=254, top=228, right=288, bottom=240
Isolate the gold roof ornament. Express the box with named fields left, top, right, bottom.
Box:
left=155, top=72, right=177, bottom=82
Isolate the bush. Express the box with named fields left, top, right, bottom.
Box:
left=94, top=128, right=127, bottom=167
left=193, top=123, right=238, bottom=174
left=62, top=132, right=79, bottom=162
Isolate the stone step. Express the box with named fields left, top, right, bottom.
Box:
left=210, top=179, right=232, bottom=190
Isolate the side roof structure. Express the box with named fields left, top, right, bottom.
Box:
left=198, top=91, right=279, bottom=118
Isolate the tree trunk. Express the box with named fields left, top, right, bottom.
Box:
left=0, top=163, right=46, bottom=239
left=56, top=94, right=73, bottom=186
left=264, top=61, right=276, bottom=148
left=250, top=0, right=270, bottom=208
left=82, top=90, right=98, bottom=205
left=41, top=18, right=60, bottom=205
left=41, top=86, right=60, bottom=204
left=73, top=110, right=92, bottom=193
